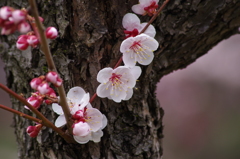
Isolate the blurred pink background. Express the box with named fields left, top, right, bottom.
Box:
left=1, top=35, right=240, bottom=158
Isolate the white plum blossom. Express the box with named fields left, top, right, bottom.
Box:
left=122, top=13, right=156, bottom=38
left=96, top=66, right=142, bottom=102
left=52, top=86, right=107, bottom=144
left=132, top=0, right=159, bottom=16
left=120, top=33, right=159, bottom=67
left=52, top=86, right=91, bottom=127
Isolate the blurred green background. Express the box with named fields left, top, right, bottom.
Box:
left=1, top=35, right=240, bottom=158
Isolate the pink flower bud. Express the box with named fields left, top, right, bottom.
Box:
left=16, top=35, right=29, bottom=50
left=25, top=95, right=43, bottom=110
left=73, top=121, right=90, bottom=136
left=46, top=71, right=62, bottom=87
left=46, top=71, right=58, bottom=83
left=11, top=10, right=26, bottom=24
left=46, top=27, right=58, bottom=39
left=45, top=87, right=56, bottom=97
left=27, top=35, right=39, bottom=48
left=30, top=77, right=44, bottom=90
left=1, top=21, right=15, bottom=35
left=18, top=21, right=30, bottom=33
left=37, top=82, right=51, bottom=95
left=0, top=6, right=12, bottom=20
left=26, top=125, right=41, bottom=138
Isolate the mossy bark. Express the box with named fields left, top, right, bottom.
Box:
left=0, top=0, right=240, bottom=158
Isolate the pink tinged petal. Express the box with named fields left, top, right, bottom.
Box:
left=73, top=121, right=90, bottom=136
left=101, top=114, right=108, bottom=129
left=122, top=13, right=141, bottom=31
left=120, top=36, right=135, bottom=53
left=129, top=66, right=142, bottom=79
left=96, top=83, right=111, bottom=98
left=73, top=133, right=92, bottom=144
left=52, top=103, right=63, bottom=115
left=124, top=88, right=133, bottom=101
left=140, top=23, right=156, bottom=37
left=85, top=108, right=103, bottom=132
left=132, top=4, right=145, bottom=15
left=91, top=130, right=103, bottom=143
left=55, top=115, right=66, bottom=127
left=97, top=67, right=113, bottom=83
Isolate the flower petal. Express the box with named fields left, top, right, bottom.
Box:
left=91, top=130, right=103, bottom=143
left=52, top=103, right=63, bottom=115
left=132, top=4, right=145, bottom=15
left=74, top=133, right=92, bottom=144
left=67, top=87, right=86, bottom=104
left=124, top=88, right=133, bottom=101
left=86, top=108, right=103, bottom=132
left=96, top=83, right=111, bottom=98
left=79, top=93, right=90, bottom=110
left=101, top=114, right=108, bottom=129
left=140, top=23, right=156, bottom=37
left=97, top=67, right=113, bottom=83
left=55, top=115, right=66, bottom=127
left=129, top=66, right=142, bottom=79
left=122, top=13, right=141, bottom=31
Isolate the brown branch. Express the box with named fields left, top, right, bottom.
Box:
left=28, top=0, right=73, bottom=134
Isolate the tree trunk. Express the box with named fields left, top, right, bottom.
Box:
left=0, top=0, right=240, bottom=158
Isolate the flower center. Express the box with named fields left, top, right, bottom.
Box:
left=124, top=28, right=139, bottom=38
left=109, top=73, right=122, bottom=86
left=144, top=1, right=158, bottom=16
left=130, top=41, right=142, bottom=52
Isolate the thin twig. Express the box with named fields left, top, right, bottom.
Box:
left=0, top=104, right=41, bottom=123
left=28, top=0, right=73, bottom=134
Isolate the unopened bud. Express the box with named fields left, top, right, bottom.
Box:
left=16, top=35, right=29, bottom=50
left=0, top=6, right=12, bottom=20
left=46, top=27, right=58, bottom=39
left=11, top=10, right=26, bottom=24
left=18, top=21, right=30, bottom=33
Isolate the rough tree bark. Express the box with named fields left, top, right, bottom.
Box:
left=0, top=0, right=240, bottom=158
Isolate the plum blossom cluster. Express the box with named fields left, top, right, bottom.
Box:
left=25, top=71, right=62, bottom=110
left=16, top=26, right=58, bottom=50
left=52, top=87, right=107, bottom=144
left=0, top=6, right=30, bottom=35
left=0, top=6, right=58, bottom=50
left=96, top=0, right=159, bottom=103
